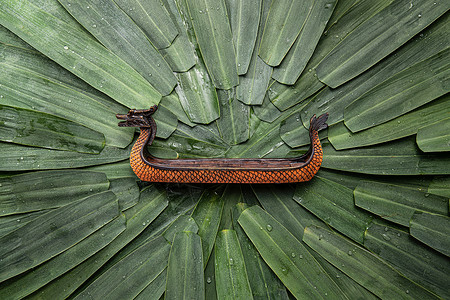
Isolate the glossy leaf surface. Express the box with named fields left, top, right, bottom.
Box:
left=114, top=0, right=178, bottom=49
left=316, top=0, right=450, bottom=87
left=364, top=222, right=450, bottom=299
left=259, top=0, right=315, bottom=66
left=0, top=191, right=119, bottom=282
left=0, top=105, right=105, bottom=153
left=238, top=206, right=346, bottom=299
left=354, top=181, right=448, bottom=226
left=0, top=1, right=448, bottom=298
left=166, top=232, right=204, bottom=300
left=0, top=170, right=109, bottom=216
left=303, top=226, right=437, bottom=299
left=410, top=211, right=450, bottom=257
left=186, top=0, right=238, bottom=89
left=0, top=0, right=162, bottom=108
left=58, top=0, right=177, bottom=96
left=215, top=230, right=253, bottom=299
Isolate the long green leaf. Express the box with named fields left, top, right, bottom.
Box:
left=77, top=185, right=170, bottom=271
left=159, top=0, right=197, bottom=72
left=152, top=105, right=178, bottom=139
left=214, top=230, right=253, bottom=300
left=364, top=222, right=450, bottom=299
left=354, top=181, right=448, bottom=227
left=250, top=184, right=372, bottom=299
left=175, top=64, right=220, bottom=124
left=28, top=186, right=168, bottom=299
left=75, top=236, right=170, bottom=299
left=280, top=112, right=328, bottom=148
left=0, top=170, right=109, bottom=216
left=301, top=13, right=450, bottom=128
left=232, top=203, right=289, bottom=300
left=0, top=43, right=133, bottom=148
left=86, top=161, right=135, bottom=180
left=268, top=0, right=391, bottom=110
left=191, top=189, right=224, bottom=266
left=216, top=88, right=250, bottom=145
left=108, top=177, right=140, bottom=211
left=0, top=215, right=126, bottom=299
left=165, top=231, right=204, bottom=300
left=344, top=48, right=450, bottom=132
left=159, top=93, right=196, bottom=127
left=204, top=248, right=218, bottom=300
left=310, top=250, right=378, bottom=300
left=0, top=24, right=34, bottom=50
left=303, top=225, right=438, bottom=299
left=0, top=210, right=50, bottom=238
left=317, top=169, right=435, bottom=192
left=228, top=0, right=261, bottom=74
left=160, top=32, right=197, bottom=73
left=171, top=0, right=221, bottom=123
left=134, top=268, right=167, bottom=300
left=0, top=142, right=130, bottom=171
left=153, top=126, right=229, bottom=159
left=322, top=137, right=450, bottom=175
left=58, top=0, right=177, bottom=96
left=238, top=206, right=347, bottom=299
left=293, top=177, right=373, bottom=244
left=416, top=117, right=450, bottom=152
left=258, top=0, right=315, bottom=66
left=185, top=0, right=238, bottom=89
left=235, top=0, right=272, bottom=105
left=316, top=169, right=371, bottom=190
left=328, top=95, right=450, bottom=150
left=272, top=0, right=337, bottom=84
left=0, top=105, right=105, bottom=153
left=428, top=177, right=450, bottom=198
left=162, top=215, right=199, bottom=243
left=0, top=191, right=119, bottom=283
left=252, top=94, right=281, bottom=123
left=0, top=0, right=162, bottom=108
left=219, top=185, right=244, bottom=231
left=409, top=211, right=450, bottom=257
left=112, top=185, right=202, bottom=258
left=316, top=0, right=450, bottom=87
left=114, top=0, right=178, bottom=49
left=252, top=185, right=325, bottom=241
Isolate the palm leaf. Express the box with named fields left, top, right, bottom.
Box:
left=0, top=0, right=449, bottom=298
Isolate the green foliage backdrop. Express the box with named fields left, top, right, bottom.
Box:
left=0, top=0, right=449, bottom=299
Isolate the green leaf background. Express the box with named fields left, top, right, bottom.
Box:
left=0, top=0, right=449, bottom=299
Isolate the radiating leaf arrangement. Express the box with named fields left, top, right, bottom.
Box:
left=0, top=0, right=449, bottom=299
